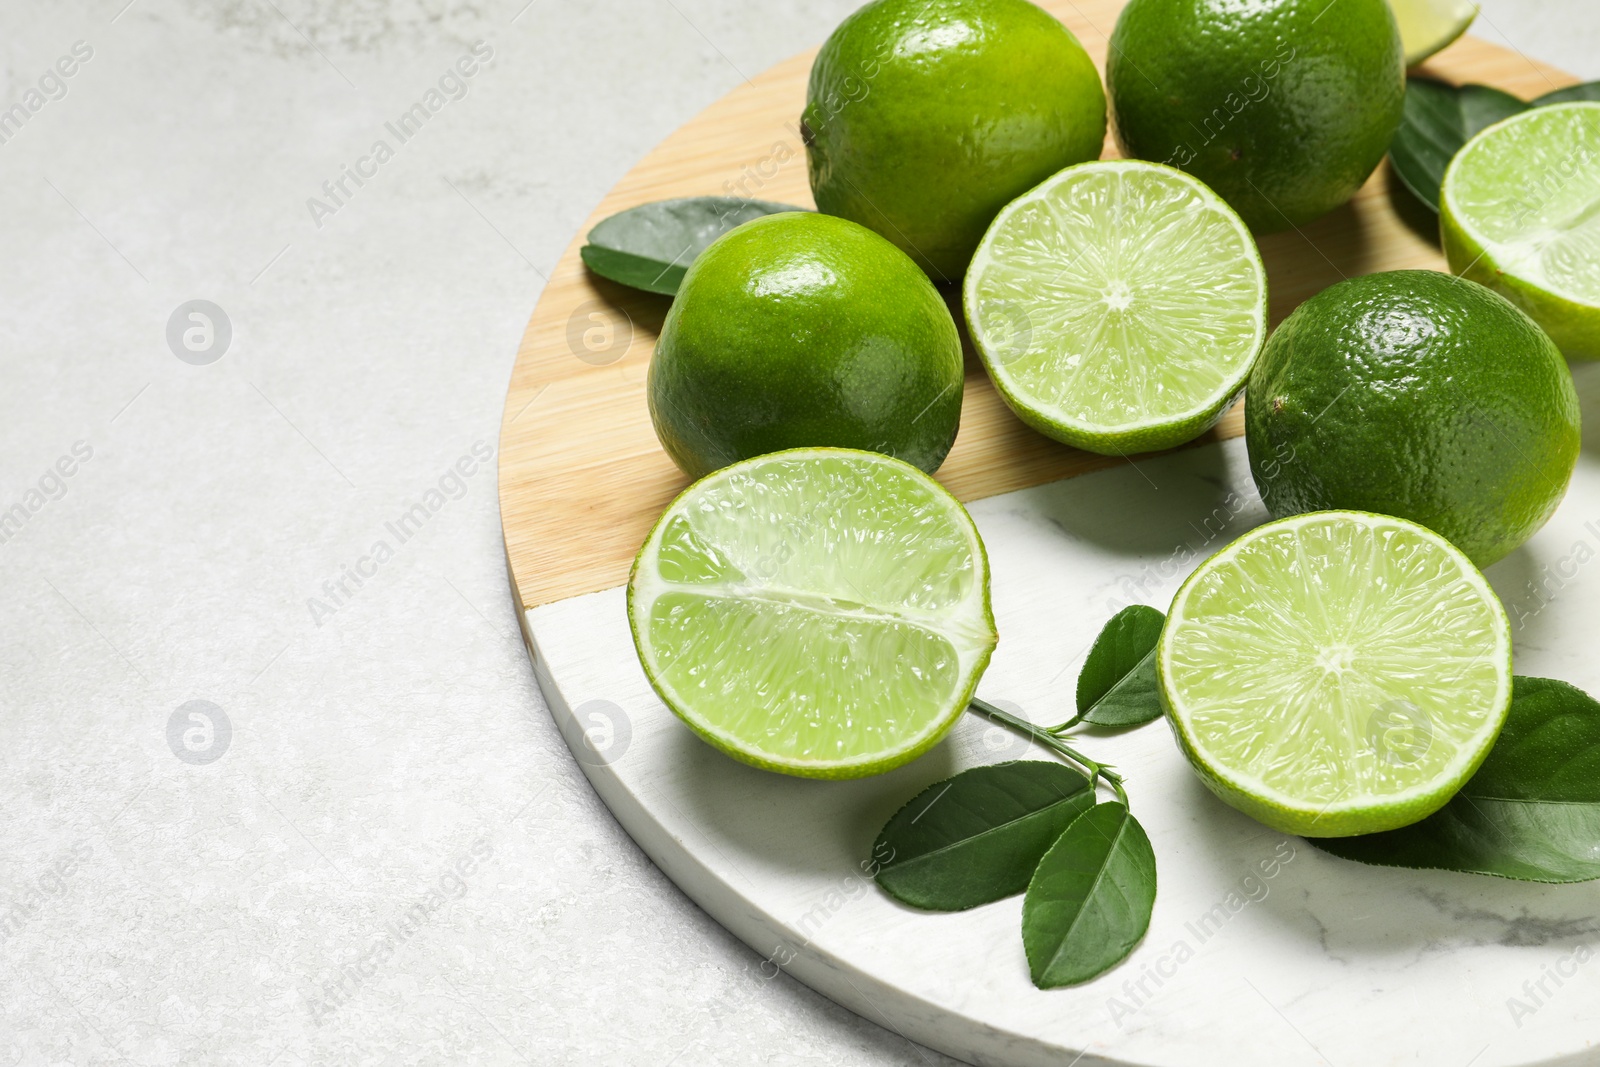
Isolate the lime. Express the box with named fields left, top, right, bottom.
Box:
left=1160, top=511, right=1513, bottom=837
left=1441, top=102, right=1600, bottom=360
left=649, top=212, right=963, bottom=480
left=1108, top=0, right=1405, bottom=233
left=628, top=449, right=997, bottom=779
left=803, top=0, right=1105, bottom=281
left=1389, top=0, right=1477, bottom=65
left=963, top=160, right=1267, bottom=456
left=1246, top=270, right=1580, bottom=568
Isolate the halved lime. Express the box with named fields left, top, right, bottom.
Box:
left=964, top=160, right=1267, bottom=456
left=1390, top=0, right=1477, bottom=66
left=1442, top=102, right=1600, bottom=359
left=628, top=448, right=997, bottom=779
left=1159, top=511, right=1512, bottom=838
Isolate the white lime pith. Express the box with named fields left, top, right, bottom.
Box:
left=1159, top=511, right=1512, bottom=838
left=964, top=160, right=1268, bottom=457
left=1441, top=102, right=1600, bottom=359
left=628, top=448, right=997, bottom=779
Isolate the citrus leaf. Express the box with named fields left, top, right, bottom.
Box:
left=579, top=244, right=688, bottom=296
left=1463, top=678, right=1600, bottom=801
left=1076, top=605, right=1165, bottom=727
left=581, top=197, right=805, bottom=296
left=1533, top=82, right=1600, bottom=106
left=1081, top=650, right=1160, bottom=727
left=874, top=761, right=1095, bottom=911
left=1022, top=803, right=1156, bottom=988
left=1389, top=77, right=1527, bottom=212
left=1312, top=677, right=1600, bottom=882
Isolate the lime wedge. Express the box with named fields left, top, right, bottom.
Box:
left=1389, top=0, right=1477, bottom=66
left=1159, top=511, right=1512, bottom=838
left=1442, top=102, right=1600, bottom=359
left=628, top=448, right=997, bottom=779
left=963, top=160, right=1267, bottom=456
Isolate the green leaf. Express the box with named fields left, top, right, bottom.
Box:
left=1022, top=803, right=1157, bottom=988
left=874, top=761, right=1095, bottom=911
left=578, top=244, right=688, bottom=296
left=1076, top=605, right=1165, bottom=727
left=580, top=197, right=806, bottom=295
left=1313, top=677, right=1600, bottom=883
left=1388, top=77, right=1528, bottom=212
left=1533, top=82, right=1600, bottom=106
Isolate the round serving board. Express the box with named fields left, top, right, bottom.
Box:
left=499, top=5, right=1600, bottom=1064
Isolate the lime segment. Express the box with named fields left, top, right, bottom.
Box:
left=1442, top=102, right=1600, bottom=358
left=1389, top=0, right=1477, bottom=65
left=628, top=449, right=997, bottom=779
left=1159, top=511, right=1512, bottom=838
left=964, top=160, right=1267, bottom=456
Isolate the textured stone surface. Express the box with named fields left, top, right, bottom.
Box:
left=0, top=1, right=1591, bottom=1065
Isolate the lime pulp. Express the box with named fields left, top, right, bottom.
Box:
left=964, top=160, right=1267, bottom=456
left=1389, top=0, right=1477, bottom=65
left=1442, top=102, right=1600, bottom=359
left=628, top=448, right=997, bottom=779
left=1159, top=511, right=1512, bottom=838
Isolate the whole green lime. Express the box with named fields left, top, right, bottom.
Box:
left=649, top=212, right=963, bottom=480
left=1108, top=0, right=1405, bottom=233
left=1246, top=271, right=1581, bottom=567
left=803, top=0, right=1105, bottom=281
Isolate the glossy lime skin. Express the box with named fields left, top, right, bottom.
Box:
left=803, top=0, right=1106, bottom=281
left=1108, top=0, right=1404, bottom=234
left=1246, top=271, right=1581, bottom=567
left=649, top=212, right=963, bottom=480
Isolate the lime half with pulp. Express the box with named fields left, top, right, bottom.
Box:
left=1159, top=511, right=1512, bottom=838
left=1442, top=102, right=1600, bottom=359
left=628, top=448, right=997, bottom=779
left=964, top=160, right=1268, bottom=456
left=1390, top=0, right=1477, bottom=65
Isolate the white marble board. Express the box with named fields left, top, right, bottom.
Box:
left=522, top=361, right=1600, bottom=1067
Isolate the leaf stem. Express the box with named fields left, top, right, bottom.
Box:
left=971, top=698, right=1129, bottom=806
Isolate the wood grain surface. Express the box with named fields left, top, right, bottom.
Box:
left=498, top=0, right=1576, bottom=611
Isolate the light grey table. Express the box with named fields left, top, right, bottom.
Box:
left=0, top=2, right=1592, bottom=1064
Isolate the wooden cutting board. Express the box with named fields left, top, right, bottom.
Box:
left=499, top=7, right=1600, bottom=1066
left=498, top=1, right=1573, bottom=613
